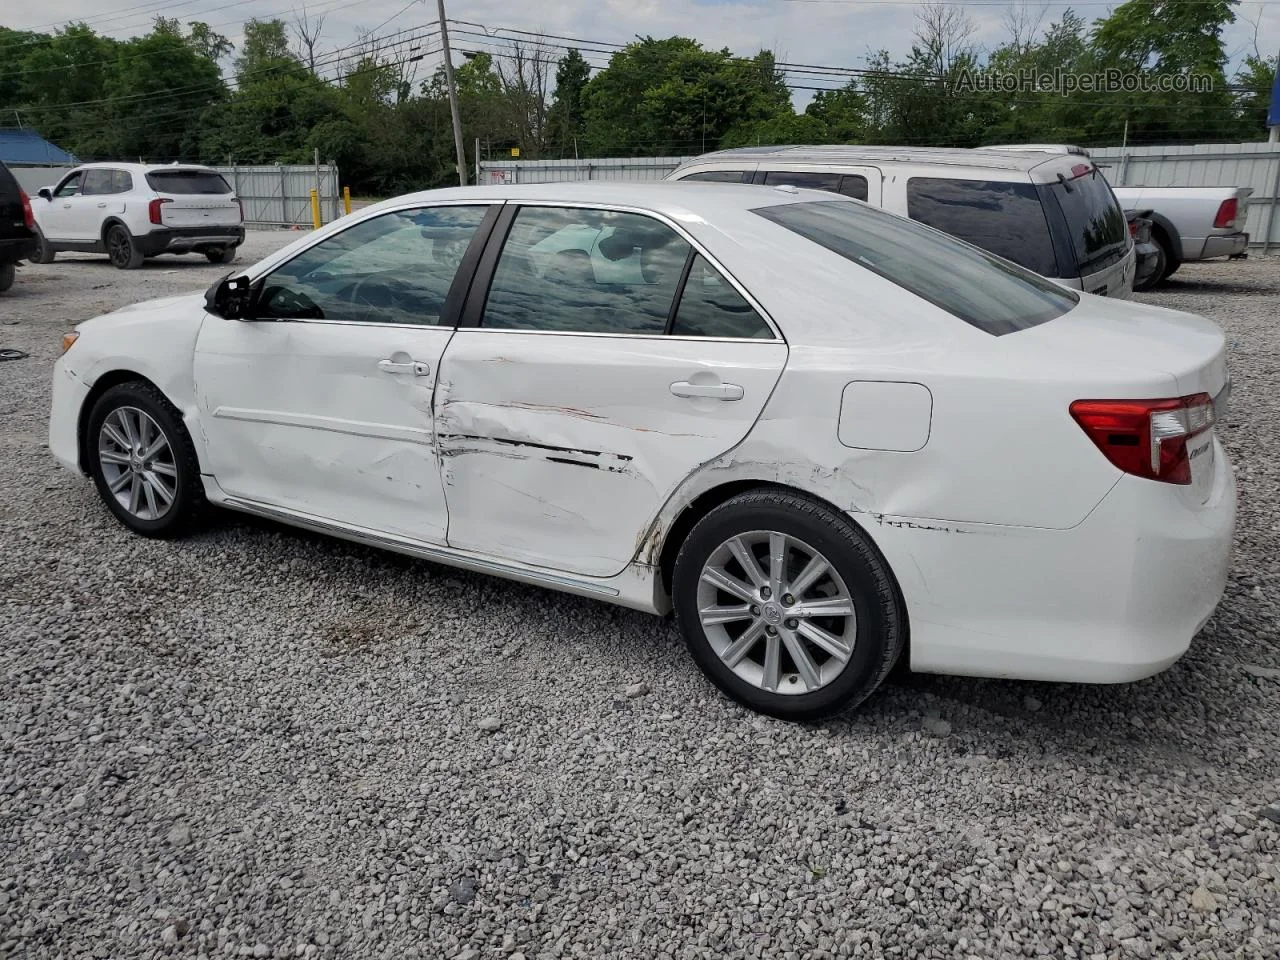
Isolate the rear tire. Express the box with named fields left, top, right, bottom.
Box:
left=31, top=227, right=55, bottom=264
left=86, top=381, right=206, bottom=538
left=1133, top=245, right=1166, bottom=293
left=106, top=225, right=145, bottom=270
left=0, top=263, right=13, bottom=292
left=672, top=489, right=905, bottom=721
left=1152, top=228, right=1181, bottom=282
left=205, top=247, right=236, bottom=264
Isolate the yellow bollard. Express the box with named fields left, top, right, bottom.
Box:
left=343, top=185, right=351, bottom=216
left=309, top=188, right=321, bottom=229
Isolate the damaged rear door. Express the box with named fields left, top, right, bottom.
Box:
left=436, top=203, right=787, bottom=578
left=194, top=203, right=496, bottom=543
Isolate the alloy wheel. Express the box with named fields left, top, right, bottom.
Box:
left=97, top=406, right=178, bottom=521
left=696, top=530, right=857, bottom=695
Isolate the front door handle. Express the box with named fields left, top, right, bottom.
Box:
left=378, top=359, right=430, bottom=377
left=670, top=380, right=744, bottom=401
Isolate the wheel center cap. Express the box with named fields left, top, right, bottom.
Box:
left=762, top=603, right=782, bottom=625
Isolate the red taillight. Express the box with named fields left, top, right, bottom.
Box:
left=1213, top=198, right=1238, bottom=229
left=148, top=197, right=171, bottom=224
left=1128, top=219, right=1137, bottom=238
left=1070, top=394, right=1215, bottom=485
left=1071, top=163, right=1092, bottom=177
left=18, top=189, right=35, bottom=230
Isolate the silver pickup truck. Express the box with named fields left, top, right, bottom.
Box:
left=1109, top=184, right=1252, bottom=283
left=987, top=145, right=1253, bottom=286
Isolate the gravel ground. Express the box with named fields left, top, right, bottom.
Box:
left=1, top=238, right=1278, bottom=959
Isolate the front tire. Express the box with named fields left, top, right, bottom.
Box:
left=106, top=225, right=145, bottom=270
left=0, top=263, right=13, bottom=292
left=86, top=381, right=206, bottom=538
left=205, top=247, right=236, bottom=264
left=672, top=489, right=906, bottom=721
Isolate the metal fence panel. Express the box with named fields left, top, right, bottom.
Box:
left=7, top=162, right=341, bottom=227
left=479, top=157, right=688, bottom=184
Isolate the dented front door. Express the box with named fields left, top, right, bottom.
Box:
left=193, top=203, right=495, bottom=543
left=435, top=331, right=787, bottom=577
left=194, top=320, right=454, bottom=542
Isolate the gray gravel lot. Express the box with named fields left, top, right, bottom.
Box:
left=1, top=235, right=1278, bottom=959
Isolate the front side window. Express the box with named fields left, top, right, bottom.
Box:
left=681, top=170, right=750, bottom=183
left=670, top=255, right=772, bottom=339
left=482, top=207, right=691, bottom=335
left=54, top=173, right=83, bottom=198
left=906, top=177, right=1058, bottom=277
left=256, top=205, right=489, bottom=325
left=754, top=199, right=1077, bottom=336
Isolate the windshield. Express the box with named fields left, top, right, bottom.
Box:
left=1040, top=168, right=1128, bottom=278
left=753, top=199, right=1078, bottom=336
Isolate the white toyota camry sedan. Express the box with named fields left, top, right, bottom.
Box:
left=48, top=182, right=1235, bottom=719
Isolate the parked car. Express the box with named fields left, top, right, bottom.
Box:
left=49, top=183, right=1234, bottom=720
left=987, top=145, right=1254, bottom=283
left=30, top=162, right=244, bottom=269
left=0, top=160, right=37, bottom=293
left=1110, top=185, right=1253, bottom=282
left=1126, top=208, right=1164, bottom=291
left=665, top=145, right=1136, bottom=298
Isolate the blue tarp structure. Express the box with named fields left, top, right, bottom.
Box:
left=1269, top=65, right=1280, bottom=128
left=0, top=128, right=77, bottom=165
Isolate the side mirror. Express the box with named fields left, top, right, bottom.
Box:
left=204, top=273, right=256, bottom=320
left=37, top=187, right=53, bottom=201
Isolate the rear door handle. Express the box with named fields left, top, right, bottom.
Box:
left=96, top=202, right=107, bottom=208
left=378, top=359, right=430, bottom=377
left=670, top=380, right=744, bottom=401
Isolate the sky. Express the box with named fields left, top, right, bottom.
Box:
left=4, top=0, right=1280, bottom=111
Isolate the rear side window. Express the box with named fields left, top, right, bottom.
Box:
left=762, top=171, right=867, bottom=201
left=482, top=207, right=690, bottom=335
left=906, top=178, right=1058, bottom=277
left=111, top=170, right=133, bottom=193
left=146, top=170, right=232, bottom=195
left=670, top=255, right=772, bottom=339
left=680, top=170, right=750, bottom=183
left=753, top=199, right=1077, bottom=336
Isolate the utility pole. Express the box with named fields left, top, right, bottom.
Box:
left=435, top=0, right=467, bottom=186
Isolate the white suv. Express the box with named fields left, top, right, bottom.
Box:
left=30, top=163, right=245, bottom=269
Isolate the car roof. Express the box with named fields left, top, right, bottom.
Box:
left=677, top=144, right=1073, bottom=174
left=70, top=162, right=221, bottom=174
left=368, top=180, right=847, bottom=217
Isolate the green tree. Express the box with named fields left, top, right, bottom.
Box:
left=547, top=49, right=591, bottom=156
left=805, top=83, right=868, bottom=142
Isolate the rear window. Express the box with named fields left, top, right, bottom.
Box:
left=753, top=199, right=1078, bottom=336
left=146, top=170, right=232, bottom=195
left=906, top=178, right=1058, bottom=277
left=1041, top=168, right=1128, bottom=278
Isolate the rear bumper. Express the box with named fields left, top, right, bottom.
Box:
left=1199, top=232, right=1248, bottom=260
left=871, top=440, right=1235, bottom=683
left=136, top=226, right=245, bottom=256
left=0, top=234, right=37, bottom=263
